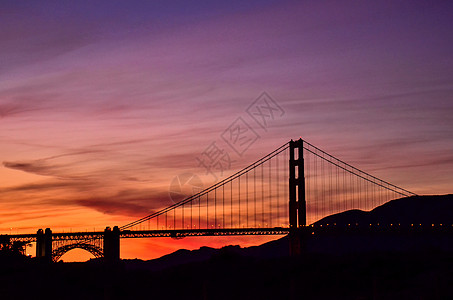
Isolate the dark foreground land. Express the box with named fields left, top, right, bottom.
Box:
left=1, top=194, right=452, bottom=300
left=1, top=250, right=452, bottom=300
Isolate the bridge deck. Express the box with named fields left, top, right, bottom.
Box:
left=3, top=224, right=451, bottom=243
left=1, top=227, right=290, bottom=242
left=120, top=228, right=290, bottom=238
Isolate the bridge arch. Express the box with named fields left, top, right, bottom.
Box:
left=52, top=243, right=103, bottom=262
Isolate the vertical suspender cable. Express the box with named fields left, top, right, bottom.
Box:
left=269, top=159, right=272, bottom=227
left=261, top=162, right=264, bottom=226
left=276, top=150, right=280, bottom=226
left=238, top=176, right=241, bottom=228
left=254, top=166, right=257, bottom=227
left=246, top=171, right=249, bottom=228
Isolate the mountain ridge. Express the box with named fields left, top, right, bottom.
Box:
left=125, top=194, right=453, bottom=270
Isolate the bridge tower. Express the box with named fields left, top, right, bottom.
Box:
left=289, top=138, right=306, bottom=255
left=36, top=228, right=53, bottom=262
left=104, top=226, right=120, bottom=262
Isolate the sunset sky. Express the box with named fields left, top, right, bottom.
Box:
left=1, top=1, right=452, bottom=260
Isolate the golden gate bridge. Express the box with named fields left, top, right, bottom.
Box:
left=1, top=138, right=417, bottom=262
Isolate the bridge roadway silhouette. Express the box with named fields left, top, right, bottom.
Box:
left=1, top=138, right=418, bottom=262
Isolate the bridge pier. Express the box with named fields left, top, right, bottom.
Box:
left=289, top=139, right=306, bottom=256
left=104, top=226, right=120, bottom=262
left=36, top=228, right=53, bottom=262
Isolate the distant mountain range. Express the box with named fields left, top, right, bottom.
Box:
left=125, top=194, right=453, bottom=271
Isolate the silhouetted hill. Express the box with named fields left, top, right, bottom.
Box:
left=135, top=194, right=453, bottom=268
left=316, top=194, right=453, bottom=226
left=305, top=194, right=453, bottom=254
left=125, top=246, right=220, bottom=271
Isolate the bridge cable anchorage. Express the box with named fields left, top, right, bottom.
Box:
left=120, top=138, right=416, bottom=232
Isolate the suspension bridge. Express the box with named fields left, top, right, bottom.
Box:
left=1, top=138, right=418, bottom=262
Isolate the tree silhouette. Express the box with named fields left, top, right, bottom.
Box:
left=0, top=239, right=29, bottom=256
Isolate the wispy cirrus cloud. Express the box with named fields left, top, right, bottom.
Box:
left=72, top=189, right=171, bottom=217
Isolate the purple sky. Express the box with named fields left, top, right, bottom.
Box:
left=0, top=0, right=452, bottom=258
